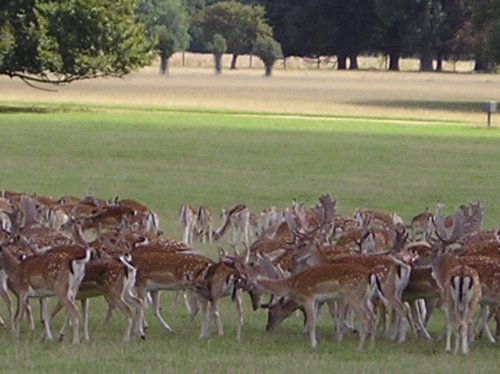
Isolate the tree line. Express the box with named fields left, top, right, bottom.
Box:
left=1, top=0, right=499, bottom=85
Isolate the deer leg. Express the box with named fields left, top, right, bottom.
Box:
left=413, top=299, right=433, bottom=340
left=40, top=297, right=54, bottom=341
left=122, top=288, right=144, bottom=340
left=150, top=291, right=173, bottom=333
left=55, top=282, right=80, bottom=345
left=0, top=271, right=11, bottom=327
left=199, top=298, right=211, bottom=339
left=24, top=299, right=35, bottom=331
left=235, top=290, right=243, bottom=343
left=105, top=294, right=134, bottom=343
left=134, top=285, right=148, bottom=339
left=81, top=299, right=90, bottom=342
left=211, top=300, right=224, bottom=337
left=475, top=305, right=496, bottom=344
left=444, top=309, right=452, bottom=353
left=104, top=302, right=116, bottom=325
left=182, top=291, right=200, bottom=336
left=13, top=290, right=28, bottom=339
left=304, top=301, right=318, bottom=349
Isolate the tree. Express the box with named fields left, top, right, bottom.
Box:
left=157, top=26, right=176, bottom=74
left=372, top=0, right=427, bottom=70
left=137, top=0, right=191, bottom=75
left=252, top=35, right=283, bottom=76
left=469, top=0, right=500, bottom=71
left=194, top=1, right=272, bottom=69
left=207, top=33, right=227, bottom=74
left=0, top=0, right=152, bottom=86
left=486, top=20, right=500, bottom=66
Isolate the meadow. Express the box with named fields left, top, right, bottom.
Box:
left=0, top=60, right=500, bottom=372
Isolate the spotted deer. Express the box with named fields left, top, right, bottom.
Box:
left=51, top=252, right=142, bottom=343
left=0, top=244, right=92, bottom=344
left=234, top=255, right=382, bottom=350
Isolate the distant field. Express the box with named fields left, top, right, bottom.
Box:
left=1, top=62, right=500, bottom=372
left=1, top=55, right=499, bottom=125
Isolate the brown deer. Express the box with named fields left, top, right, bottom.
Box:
left=0, top=244, right=92, bottom=344
left=51, top=253, right=142, bottom=343
left=234, top=257, right=382, bottom=350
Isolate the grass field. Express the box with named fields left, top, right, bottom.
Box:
left=1, top=64, right=500, bottom=372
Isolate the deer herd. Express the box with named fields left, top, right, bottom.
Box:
left=0, top=189, right=499, bottom=355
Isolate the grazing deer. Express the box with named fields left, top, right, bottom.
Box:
left=234, top=256, right=382, bottom=350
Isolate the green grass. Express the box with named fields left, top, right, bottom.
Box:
left=1, top=103, right=500, bottom=373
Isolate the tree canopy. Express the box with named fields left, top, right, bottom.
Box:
left=193, top=0, right=272, bottom=68
left=0, top=0, right=153, bottom=86
left=136, top=0, right=191, bottom=74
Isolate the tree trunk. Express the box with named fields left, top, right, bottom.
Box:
left=419, top=52, right=433, bottom=71
left=435, top=55, right=443, bottom=72
left=349, top=54, right=358, bottom=70
left=337, top=53, right=347, bottom=70
left=214, top=53, right=223, bottom=75
left=160, top=55, right=169, bottom=75
left=474, top=55, right=493, bottom=72
left=230, top=54, right=238, bottom=70
left=388, top=52, right=400, bottom=71
left=264, top=64, right=272, bottom=77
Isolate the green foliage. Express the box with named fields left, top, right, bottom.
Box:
left=252, top=35, right=282, bottom=75
left=136, top=0, right=190, bottom=53
left=194, top=1, right=272, bottom=55
left=486, top=20, right=500, bottom=64
left=207, top=33, right=227, bottom=54
left=157, top=26, right=176, bottom=58
left=0, top=0, right=153, bottom=85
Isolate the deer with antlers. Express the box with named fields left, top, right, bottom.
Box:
left=234, top=255, right=382, bottom=350
left=413, top=203, right=484, bottom=354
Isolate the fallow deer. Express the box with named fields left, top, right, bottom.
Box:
left=234, top=256, right=382, bottom=350
left=0, top=244, right=92, bottom=344
left=179, top=205, right=197, bottom=244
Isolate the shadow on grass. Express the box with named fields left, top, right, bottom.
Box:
left=354, top=100, right=489, bottom=113
left=0, top=104, right=94, bottom=114
left=0, top=105, right=55, bottom=114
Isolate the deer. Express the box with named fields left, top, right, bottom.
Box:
left=454, top=256, right=500, bottom=344
left=409, top=207, right=433, bottom=241
left=125, top=246, right=214, bottom=338
left=412, top=204, right=484, bottom=354
left=191, top=255, right=245, bottom=342
left=50, top=251, right=142, bottom=343
left=0, top=243, right=92, bottom=344
left=179, top=205, right=197, bottom=244
left=286, top=228, right=417, bottom=343
left=414, top=253, right=481, bottom=354
left=195, top=206, right=213, bottom=244
left=214, top=204, right=251, bottom=246
left=234, top=256, right=382, bottom=350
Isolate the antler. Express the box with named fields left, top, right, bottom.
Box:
left=433, top=202, right=482, bottom=246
